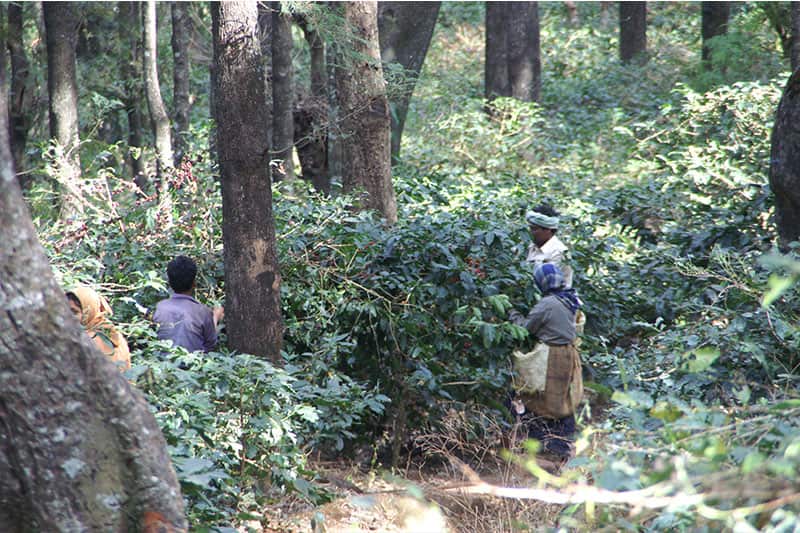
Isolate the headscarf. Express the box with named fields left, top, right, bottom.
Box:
left=533, top=263, right=581, bottom=315
left=66, top=286, right=131, bottom=370
left=526, top=210, right=559, bottom=229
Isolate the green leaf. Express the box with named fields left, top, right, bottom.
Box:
left=680, top=346, right=720, bottom=373
left=762, top=274, right=794, bottom=307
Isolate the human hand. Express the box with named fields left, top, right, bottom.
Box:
left=213, top=306, right=225, bottom=325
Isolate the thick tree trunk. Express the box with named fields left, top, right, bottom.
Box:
left=171, top=2, right=191, bottom=165
left=701, top=1, right=730, bottom=70
left=43, top=1, right=83, bottom=220
left=378, top=1, right=440, bottom=162
left=769, top=70, right=800, bottom=248
left=212, top=1, right=284, bottom=362
left=118, top=1, right=147, bottom=189
left=507, top=1, right=540, bottom=103
left=0, top=56, right=187, bottom=533
left=336, top=1, right=397, bottom=224
left=793, top=3, right=800, bottom=73
left=271, top=1, right=295, bottom=181
left=143, top=0, right=174, bottom=181
left=7, top=2, right=33, bottom=189
left=485, top=1, right=510, bottom=103
left=619, top=2, right=647, bottom=64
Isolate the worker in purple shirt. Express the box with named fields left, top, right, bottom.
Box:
left=153, top=256, right=224, bottom=352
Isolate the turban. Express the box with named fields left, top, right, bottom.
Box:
left=526, top=210, right=559, bottom=229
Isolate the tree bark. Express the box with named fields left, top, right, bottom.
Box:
left=619, top=1, right=647, bottom=65
left=7, top=2, right=33, bottom=189
left=485, top=1, right=510, bottom=103
left=769, top=69, right=800, bottom=248
left=118, top=1, right=147, bottom=189
left=0, top=54, right=187, bottom=533
left=43, top=1, right=83, bottom=220
left=378, top=1, right=440, bottom=162
left=701, top=1, right=730, bottom=70
left=257, top=2, right=273, bottom=156
left=271, top=1, right=295, bottom=181
left=171, top=2, right=191, bottom=166
left=336, top=1, right=397, bottom=224
left=793, top=3, right=800, bottom=73
left=143, top=0, right=174, bottom=181
left=212, top=0, right=284, bottom=362
left=293, top=17, right=329, bottom=192
left=327, top=41, right=344, bottom=185
left=506, top=1, right=540, bottom=103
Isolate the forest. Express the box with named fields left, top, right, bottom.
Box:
left=2, top=1, right=800, bottom=531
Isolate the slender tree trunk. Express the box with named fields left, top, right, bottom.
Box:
left=257, top=2, right=273, bottom=157
left=212, top=0, right=284, bottom=362
left=701, top=1, right=730, bottom=71
left=7, top=2, right=33, bottom=189
left=271, top=1, right=295, bottom=181
left=327, top=41, right=343, bottom=184
left=0, top=53, right=187, bottom=533
left=294, top=18, right=329, bottom=193
left=118, top=1, right=146, bottom=190
left=171, top=2, right=191, bottom=166
left=378, top=1, right=440, bottom=162
left=619, top=2, right=647, bottom=64
left=485, top=1, right=510, bottom=104
left=793, top=3, right=800, bottom=73
left=43, top=1, right=83, bottom=220
left=336, top=1, right=397, bottom=224
left=770, top=69, right=800, bottom=248
left=564, top=1, right=579, bottom=26
left=507, top=1, right=540, bottom=102
left=143, top=0, right=174, bottom=182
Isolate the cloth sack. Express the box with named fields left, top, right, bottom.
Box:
left=512, top=342, right=550, bottom=394
left=518, top=344, right=583, bottom=419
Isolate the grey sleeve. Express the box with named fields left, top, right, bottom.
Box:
left=522, top=302, right=550, bottom=336
left=202, top=308, right=218, bottom=352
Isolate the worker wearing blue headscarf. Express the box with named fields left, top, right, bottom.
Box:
left=509, top=263, right=584, bottom=465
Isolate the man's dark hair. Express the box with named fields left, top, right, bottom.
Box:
left=533, top=203, right=560, bottom=218
left=167, top=255, right=197, bottom=293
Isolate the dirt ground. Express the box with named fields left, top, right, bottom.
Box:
left=248, top=402, right=609, bottom=533
left=256, top=459, right=566, bottom=533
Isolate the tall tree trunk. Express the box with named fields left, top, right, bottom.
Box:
left=257, top=2, right=273, bottom=157
left=485, top=1, right=510, bottom=104
left=793, top=3, right=800, bottom=73
left=378, top=1, right=440, bottom=162
left=506, top=1, right=540, bottom=102
left=271, top=1, right=295, bottom=181
left=43, top=1, right=83, bottom=220
left=327, top=41, right=343, bottom=185
left=171, top=2, right=191, bottom=166
left=770, top=70, right=800, bottom=248
left=143, top=0, right=174, bottom=183
left=7, top=2, right=33, bottom=189
left=294, top=18, right=329, bottom=193
left=564, top=1, right=579, bottom=26
left=336, top=1, right=397, bottom=224
left=212, top=0, right=284, bottom=362
left=702, top=1, right=730, bottom=71
left=619, top=1, right=647, bottom=64
left=118, top=1, right=146, bottom=190
left=0, top=54, right=187, bottom=533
